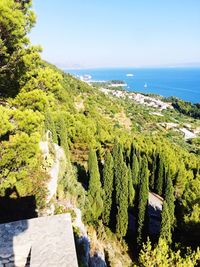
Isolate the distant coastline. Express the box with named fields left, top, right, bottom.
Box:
left=66, top=67, right=200, bottom=103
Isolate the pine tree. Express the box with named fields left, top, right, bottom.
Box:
left=116, top=161, right=129, bottom=238
left=132, top=154, right=140, bottom=188
left=137, top=156, right=149, bottom=247
left=102, top=151, right=114, bottom=226
left=128, top=166, right=135, bottom=207
left=156, top=154, right=164, bottom=196
left=0, top=0, right=36, bottom=97
left=164, top=170, right=175, bottom=225
left=88, top=149, right=103, bottom=221
left=159, top=201, right=171, bottom=243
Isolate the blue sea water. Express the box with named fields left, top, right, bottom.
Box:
left=66, top=68, right=200, bottom=103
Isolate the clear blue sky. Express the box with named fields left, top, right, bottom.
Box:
left=30, top=0, right=200, bottom=68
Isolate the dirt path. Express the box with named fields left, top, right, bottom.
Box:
left=40, top=141, right=65, bottom=202
left=47, top=144, right=65, bottom=202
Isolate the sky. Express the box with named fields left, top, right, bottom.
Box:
left=30, top=0, right=200, bottom=69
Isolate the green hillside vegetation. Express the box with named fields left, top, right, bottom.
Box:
left=169, top=97, right=200, bottom=119
left=0, top=1, right=200, bottom=266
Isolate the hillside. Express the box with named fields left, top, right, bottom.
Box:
left=0, top=1, right=200, bottom=266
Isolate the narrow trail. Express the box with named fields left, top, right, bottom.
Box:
left=47, top=144, right=65, bottom=202
left=40, top=141, right=65, bottom=202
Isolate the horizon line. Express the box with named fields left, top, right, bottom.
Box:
left=61, top=65, right=200, bottom=70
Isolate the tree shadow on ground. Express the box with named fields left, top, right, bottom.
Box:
left=74, top=162, right=89, bottom=190
left=0, top=187, right=37, bottom=266
left=0, top=187, right=37, bottom=223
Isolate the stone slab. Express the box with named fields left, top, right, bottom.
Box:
left=30, top=214, right=78, bottom=267
left=0, top=214, right=78, bottom=267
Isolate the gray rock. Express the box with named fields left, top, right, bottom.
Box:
left=89, top=251, right=107, bottom=267
left=5, top=263, right=15, bottom=267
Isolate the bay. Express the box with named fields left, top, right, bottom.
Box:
left=66, top=68, right=200, bottom=103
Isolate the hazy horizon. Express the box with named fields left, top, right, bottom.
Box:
left=62, top=63, right=200, bottom=70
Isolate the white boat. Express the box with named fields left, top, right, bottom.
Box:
left=144, top=83, right=147, bottom=88
left=126, top=73, right=134, bottom=77
left=80, top=74, right=92, bottom=81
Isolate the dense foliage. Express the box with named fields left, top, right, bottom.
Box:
left=138, top=238, right=200, bottom=267
left=171, top=98, right=200, bottom=119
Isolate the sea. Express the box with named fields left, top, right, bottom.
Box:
left=66, top=68, right=200, bottom=103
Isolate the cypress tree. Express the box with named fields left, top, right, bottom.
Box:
left=150, top=151, right=157, bottom=190
left=110, top=139, right=120, bottom=228
left=116, top=161, right=129, bottom=238
left=164, top=170, right=175, bottom=225
left=132, top=154, right=140, bottom=188
left=159, top=201, right=171, bottom=243
left=113, top=139, right=120, bottom=168
left=137, top=156, right=149, bottom=247
left=128, top=166, right=135, bottom=207
left=156, top=154, right=164, bottom=196
left=114, top=143, right=124, bottom=206
left=112, top=141, right=129, bottom=237
left=88, top=149, right=103, bottom=221
left=102, top=151, right=114, bottom=226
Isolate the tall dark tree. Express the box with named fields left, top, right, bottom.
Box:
left=137, top=156, right=149, bottom=247
left=116, top=161, right=129, bottom=238
left=150, top=151, right=157, bottom=190
left=132, top=154, right=140, bottom=188
left=102, top=151, right=114, bottom=226
left=112, top=139, right=120, bottom=168
left=88, top=149, right=103, bottom=221
left=164, top=169, right=175, bottom=226
left=114, top=143, right=124, bottom=206
left=112, top=141, right=129, bottom=237
left=155, top=154, right=164, bottom=196
left=109, top=139, right=120, bottom=228
left=128, top=166, right=135, bottom=207
left=159, top=201, right=171, bottom=243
